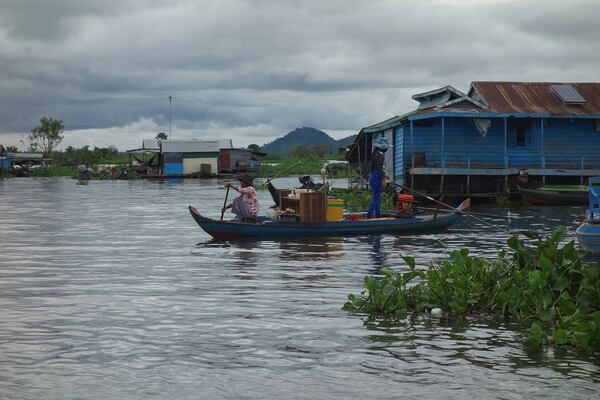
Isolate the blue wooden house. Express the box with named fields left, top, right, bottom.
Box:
left=346, top=82, right=600, bottom=195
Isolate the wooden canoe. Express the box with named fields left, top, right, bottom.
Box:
left=189, top=206, right=462, bottom=240
left=519, top=185, right=588, bottom=205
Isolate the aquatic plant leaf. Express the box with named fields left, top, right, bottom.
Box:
left=538, top=255, right=552, bottom=272
left=553, top=329, right=569, bottom=345
left=381, top=268, right=393, bottom=277
left=383, top=283, right=396, bottom=296
left=528, top=320, right=544, bottom=347
left=528, top=270, right=546, bottom=290
left=552, top=277, right=569, bottom=292
left=540, top=308, right=554, bottom=322
left=401, top=256, right=416, bottom=271
left=507, top=235, right=520, bottom=250
left=550, top=227, right=567, bottom=244
left=541, top=290, right=553, bottom=309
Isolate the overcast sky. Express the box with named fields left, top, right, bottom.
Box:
left=1, top=0, right=599, bottom=150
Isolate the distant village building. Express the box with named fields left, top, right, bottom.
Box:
left=127, top=139, right=265, bottom=176
left=346, top=82, right=600, bottom=195
left=218, top=148, right=266, bottom=173
left=0, top=152, right=46, bottom=172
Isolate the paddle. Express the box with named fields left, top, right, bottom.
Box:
left=220, top=186, right=230, bottom=221
left=392, top=182, right=510, bottom=233
left=415, top=206, right=515, bottom=220
left=256, top=160, right=302, bottom=189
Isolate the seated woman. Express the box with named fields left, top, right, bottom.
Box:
left=222, top=175, right=260, bottom=220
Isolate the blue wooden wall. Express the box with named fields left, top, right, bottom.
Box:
left=397, top=116, right=600, bottom=170
left=543, top=119, right=600, bottom=167
left=393, top=127, right=404, bottom=183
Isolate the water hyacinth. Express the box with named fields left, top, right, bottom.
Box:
left=343, top=228, right=600, bottom=351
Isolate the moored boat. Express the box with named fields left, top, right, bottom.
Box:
left=576, top=178, right=600, bottom=252
left=189, top=200, right=468, bottom=240
left=519, top=185, right=588, bottom=205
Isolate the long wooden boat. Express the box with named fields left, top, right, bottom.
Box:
left=576, top=178, right=600, bottom=252
left=189, top=206, right=463, bottom=240
left=519, top=185, right=588, bottom=205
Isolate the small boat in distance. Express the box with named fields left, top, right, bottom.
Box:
left=519, top=184, right=588, bottom=205
left=188, top=199, right=469, bottom=241
left=576, top=178, right=600, bottom=253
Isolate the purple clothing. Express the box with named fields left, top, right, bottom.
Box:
left=231, top=196, right=255, bottom=219
left=367, top=171, right=383, bottom=219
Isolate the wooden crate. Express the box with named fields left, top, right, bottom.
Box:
left=299, top=191, right=327, bottom=222
left=279, top=190, right=297, bottom=212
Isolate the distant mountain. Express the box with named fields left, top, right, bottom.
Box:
left=336, top=134, right=357, bottom=149
left=261, top=127, right=356, bottom=155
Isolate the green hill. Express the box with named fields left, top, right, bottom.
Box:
left=262, top=127, right=356, bottom=155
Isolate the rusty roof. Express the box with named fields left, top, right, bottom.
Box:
left=470, top=81, right=600, bottom=116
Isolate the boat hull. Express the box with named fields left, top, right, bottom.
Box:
left=519, top=187, right=588, bottom=205
left=576, top=223, right=600, bottom=253
left=189, top=206, right=460, bottom=240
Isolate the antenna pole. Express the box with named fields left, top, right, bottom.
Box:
left=169, top=95, right=172, bottom=139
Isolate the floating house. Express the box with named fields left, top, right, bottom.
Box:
left=127, top=139, right=233, bottom=177
left=347, top=82, right=600, bottom=196
left=218, top=148, right=266, bottom=173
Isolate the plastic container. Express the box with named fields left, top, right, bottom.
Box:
left=327, top=198, right=345, bottom=221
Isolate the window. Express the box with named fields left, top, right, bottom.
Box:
left=515, top=126, right=526, bottom=147
left=509, top=118, right=532, bottom=148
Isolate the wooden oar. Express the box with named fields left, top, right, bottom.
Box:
left=220, top=186, right=230, bottom=221
left=256, top=160, right=302, bottom=189
left=392, top=182, right=510, bottom=233
left=415, top=206, right=516, bottom=220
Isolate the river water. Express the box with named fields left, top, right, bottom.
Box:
left=0, top=177, right=598, bottom=399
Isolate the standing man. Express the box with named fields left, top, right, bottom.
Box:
left=222, top=175, right=260, bottom=220
left=367, top=137, right=391, bottom=219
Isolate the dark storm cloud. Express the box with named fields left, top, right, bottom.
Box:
left=0, top=0, right=599, bottom=149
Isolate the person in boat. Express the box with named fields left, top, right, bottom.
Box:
left=367, top=137, right=391, bottom=219
left=267, top=176, right=323, bottom=206
left=222, top=175, right=260, bottom=220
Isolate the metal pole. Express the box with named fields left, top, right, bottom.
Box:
left=169, top=95, right=172, bottom=139
left=441, top=116, right=445, bottom=167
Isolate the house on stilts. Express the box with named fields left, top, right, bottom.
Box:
left=346, top=82, right=600, bottom=197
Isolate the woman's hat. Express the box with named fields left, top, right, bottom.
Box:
left=373, top=137, right=391, bottom=150
left=238, top=175, right=254, bottom=186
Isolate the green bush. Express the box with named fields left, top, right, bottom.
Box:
left=344, top=228, right=600, bottom=350
left=330, top=188, right=393, bottom=212
left=29, top=166, right=77, bottom=177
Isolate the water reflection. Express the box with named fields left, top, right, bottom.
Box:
left=277, top=238, right=344, bottom=261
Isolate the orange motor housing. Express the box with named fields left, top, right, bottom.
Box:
left=396, top=194, right=414, bottom=213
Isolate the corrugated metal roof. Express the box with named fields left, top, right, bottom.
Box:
left=142, top=139, right=160, bottom=150
left=7, top=152, right=45, bottom=160
left=218, top=139, right=233, bottom=149
left=469, top=82, right=600, bottom=116
left=161, top=140, right=220, bottom=153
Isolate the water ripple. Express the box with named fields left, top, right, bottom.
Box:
left=0, top=177, right=598, bottom=399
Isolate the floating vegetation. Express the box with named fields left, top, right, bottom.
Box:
left=343, top=228, right=600, bottom=351
left=330, top=188, right=393, bottom=212
left=495, top=195, right=511, bottom=207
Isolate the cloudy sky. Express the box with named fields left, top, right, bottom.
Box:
left=1, top=0, right=599, bottom=150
